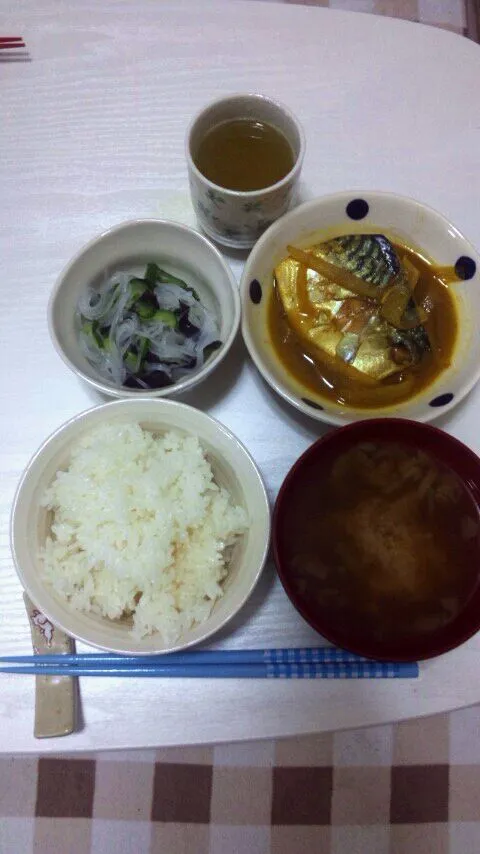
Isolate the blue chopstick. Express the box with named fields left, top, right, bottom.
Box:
left=0, top=647, right=389, bottom=666
left=0, top=661, right=418, bottom=678
left=0, top=647, right=419, bottom=678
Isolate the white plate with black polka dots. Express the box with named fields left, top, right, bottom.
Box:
left=240, top=191, right=479, bottom=426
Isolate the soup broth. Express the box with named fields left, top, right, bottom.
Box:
left=280, top=441, right=480, bottom=645
left=194, top=118, right=295, bottom=191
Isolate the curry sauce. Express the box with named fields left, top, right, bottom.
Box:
left=268, top=242, right=458, bottom=409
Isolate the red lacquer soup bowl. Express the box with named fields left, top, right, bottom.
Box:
left=272, top=419, right=480, bottom=662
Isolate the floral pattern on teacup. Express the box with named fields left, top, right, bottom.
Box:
left=206, top=188, right=226, bottom=208
left=242, top=200, right=263, bottom=214
left=189, top=171, right=297, bottom=247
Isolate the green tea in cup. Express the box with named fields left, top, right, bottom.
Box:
left=194, top=117, right=295, bottom=192
left=186, top=93, right=305, bottom=249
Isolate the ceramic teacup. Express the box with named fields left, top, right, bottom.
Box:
left=186, top=93, right=305, bottom=249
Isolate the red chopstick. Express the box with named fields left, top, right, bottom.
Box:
left=0, top=37, right=25, bottom=49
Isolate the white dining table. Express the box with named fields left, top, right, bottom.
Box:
left=1, top=0, right=480, bottom=754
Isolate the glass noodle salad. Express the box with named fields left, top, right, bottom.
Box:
left=77, top=263, right=221, bottom=389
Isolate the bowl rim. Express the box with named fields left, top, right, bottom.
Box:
left=272, top=417, right=480, bottom=662
left=240, top=190, right=480, bottom=426
left=47, top=218, right=241, bottom=399
left=10, top=397, right=271, bottom=655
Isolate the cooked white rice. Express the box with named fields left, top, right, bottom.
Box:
left=40, top=422, right=248, bottom=641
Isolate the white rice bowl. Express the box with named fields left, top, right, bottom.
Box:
left=40, top=422, right=248, bottom=644
left=11, top=399, right=270, bottom=655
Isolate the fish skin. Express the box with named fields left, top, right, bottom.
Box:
left=391, top=324, right=430, bottom=363
left=324, top=235, right=400, bottom=288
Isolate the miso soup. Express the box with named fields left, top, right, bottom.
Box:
left=279, top=441, right=480, bottom=646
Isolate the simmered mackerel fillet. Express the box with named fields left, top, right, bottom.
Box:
left=274, top=234, right=430, bottom=382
